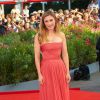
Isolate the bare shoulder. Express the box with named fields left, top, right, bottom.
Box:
left=34, top=33, right=40, bottom=44
left=34, top=33, right=39, bottom=39
left=34, top=33, right=40, bottom=42
left=58, top=32, right=66, bottom=39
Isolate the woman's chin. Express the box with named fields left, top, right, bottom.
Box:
left=47, top=27, right=54, bottom=31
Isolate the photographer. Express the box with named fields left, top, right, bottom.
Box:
left=0, top=20, right=7, bottom=35
left=88, top=0, right=99, bottom=15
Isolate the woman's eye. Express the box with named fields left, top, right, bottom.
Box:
left=45, top=20, right=48, bottom=23
left=50, top=19, right=53, bottom=22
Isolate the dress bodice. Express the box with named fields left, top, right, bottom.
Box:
left=40, top=42, right=62, bottom=60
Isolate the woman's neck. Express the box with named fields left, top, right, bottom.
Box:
left=48, top=30, right=55, bottom=36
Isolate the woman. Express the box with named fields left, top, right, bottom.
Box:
left=34, top=11, right=71, bottom=100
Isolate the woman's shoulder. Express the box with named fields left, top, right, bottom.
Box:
left=34, top=33, right=40, bottom=38
left=34, top=33, right=41, bottom=46
left=58, top=31, right=66, bottom=39
left=34, top=33, right=40, bottom=41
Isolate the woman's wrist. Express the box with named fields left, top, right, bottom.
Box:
left=66, top=71, right=70, bottom=75
left=38, top=71, right=42, bottom=76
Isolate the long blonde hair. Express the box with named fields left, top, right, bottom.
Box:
left=38, top=11, right=60, bottom=44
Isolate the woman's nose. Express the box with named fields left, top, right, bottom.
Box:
left=47, top=21, right=52, bottom=25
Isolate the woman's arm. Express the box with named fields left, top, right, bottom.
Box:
left=34, top=33, right=41, bottom=76
left=61, top=32, right=71, bottom=83
left=61, top=32, right=70, bottom=74
left=34, top=34, right=44, bottom=85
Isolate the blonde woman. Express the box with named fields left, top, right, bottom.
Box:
left=34, top=11, right=71, bottom=100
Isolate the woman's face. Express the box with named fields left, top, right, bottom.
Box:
left=44, top=15, right=55, bottom=31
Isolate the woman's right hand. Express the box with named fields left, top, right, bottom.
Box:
left=38, top=74, right=44, bottom=85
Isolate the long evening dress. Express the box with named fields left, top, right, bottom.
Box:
left=39, top=42, right=70, bottom=100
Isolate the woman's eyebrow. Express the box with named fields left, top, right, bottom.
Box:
left=44, top=20, right=48, bottom=22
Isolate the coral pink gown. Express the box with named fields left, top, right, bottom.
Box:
left=39, top=42, right=70, bottom=100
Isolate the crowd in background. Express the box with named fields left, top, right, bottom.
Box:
left=0, top=0, right=100, bottom=35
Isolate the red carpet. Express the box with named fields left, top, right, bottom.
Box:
left=0, top=89, right=100, bottom=100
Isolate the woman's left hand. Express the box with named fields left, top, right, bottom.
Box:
left=66, top=74, right=71, bottom=83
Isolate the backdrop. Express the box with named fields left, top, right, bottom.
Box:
left=0, top=0, right=66, bottom=4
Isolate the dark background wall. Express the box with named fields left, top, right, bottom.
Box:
left=4, top=0, right=92, bottom=15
